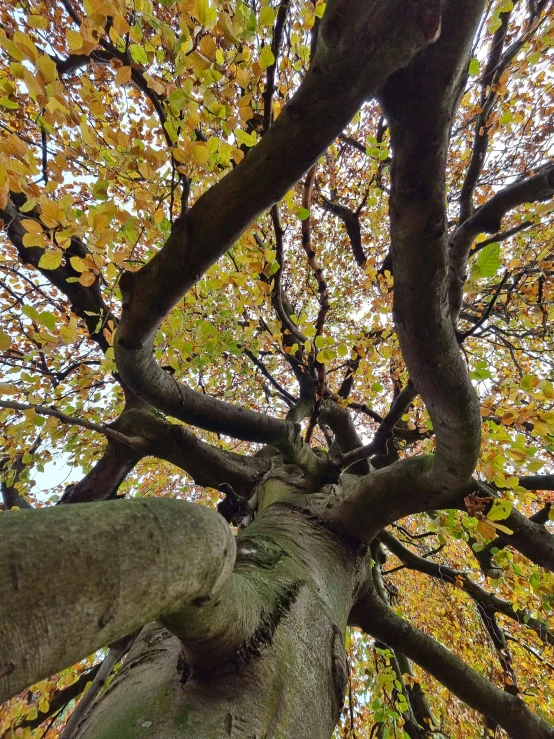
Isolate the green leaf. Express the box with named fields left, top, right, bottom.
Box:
left=235, top=128, right=257, bottom=147
left=259, top=6, right=275, bottom=27
left=130, top=44, right=148, bottom=65
left=297, top=207, right=310, bottom=221
left=314, top=335, right=325, bottom=349
left=468, top=58, right=480, bottom=76
left=22, top=305, right=39, bottom=321
left=493, top=522, right=514, bottom=535
left=488, top=499, right=512, bottom=521
left=259, top=45, right=275, bottom=70
left=196, top=0, right=217, bottom=28
left=488, top=17, right=502, bottom=33
left=476, top=242, right=501, bottom=277
left=268, top=260, right=280, bottom=276
left=337, top=344, right=349, bottom=358
left=169, top=88, right=188, bottom=113
left=0, top=96, right=18, bottom=109
left=38, top=311, right=56, bottom=331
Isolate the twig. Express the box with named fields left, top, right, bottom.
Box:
left=0, top=400, right=147, bottom=451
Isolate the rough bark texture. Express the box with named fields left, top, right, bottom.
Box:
left=74, top=484, right=364, bottom=739
left=0, top=500, right=235, bottom=702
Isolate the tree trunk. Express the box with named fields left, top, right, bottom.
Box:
left=75, top=490, right=363, bottom=739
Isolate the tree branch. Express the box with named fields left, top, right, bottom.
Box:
left=0, top=499, right=235, bottom=703
left=351, top=579, right=554, bottom=739
left=378, top=530, right=554, bottom=647
left=449, top=165, right=554, bottom=321
left=114, top=0, right=441, bottom=465
left=379, top=0, right=486, bottom=494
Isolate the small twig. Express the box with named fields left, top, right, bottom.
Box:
left=0, top=400, right=147, bottom=451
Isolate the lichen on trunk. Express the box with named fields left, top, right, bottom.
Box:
left=75, top=482, right=364, bottom=739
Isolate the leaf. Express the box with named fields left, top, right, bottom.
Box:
left=79, top=271, right=96, bottom=286
left=235, top=129, right=257, bottom=147
left=130, top=44, right=148, bottom=65
left=21, top=219, right=43, bottom=234
left=477, top=519, right=496, bottom=539
left=476, top=242, right=501, bottom=277
left=196, top=0, right=217, bottom=28
left=492, top=522, right=514, bottom=535
left=468, top=59, right=480, bottom=76
left=298, top=207, right=310, bottom=221
left=37, top=55, right=58, bottom=85
left=70, top=256, right=86, bottom=273
left=115, top=66, right=132, bottom=86
left=259, top=6, right=275, bottom=27
left=66, top=29, right=84, bottom=51
left=38, top=250, right=63, bottom=270
left=488, top=499, right=512, bottom=521
left=259, top=45, right=275, bottom=70
left=38, top=312, right=56, bottom=331
left=0, top=329, right=11, bottom=350
left=337, top=344, right=349, bottom=358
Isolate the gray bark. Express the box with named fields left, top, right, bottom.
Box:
left=74, top=493, right=363, bottom=739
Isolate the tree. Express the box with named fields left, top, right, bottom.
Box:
left=0, top=0, right=553, bottom=736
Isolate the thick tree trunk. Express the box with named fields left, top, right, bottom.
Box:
left=75, top=493, right=363, bottom=739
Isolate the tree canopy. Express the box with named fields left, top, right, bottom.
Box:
left=0, top=0, right=554, bottom=737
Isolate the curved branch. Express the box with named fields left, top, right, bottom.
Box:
left=351, top=580, right=554, bottom=739
left=0, top=499, right=235, bottom=703
left=379, top=0, right=485, bottom=493
left=449, top=165, right=554, bottom=320
left=0, top=400, right=147, bottom=450
left=319, top=196, right=367, bottom=268
left=114, top=0, right=441, bottom=462
left=378, top=530, right=554, bottom=647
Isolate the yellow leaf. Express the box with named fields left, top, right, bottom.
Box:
left=236, top=66, right=250, bottom=89
left=0, top=32, right=25, bottom=62
left=0, top=329, right=11, bottom=350
left=27, top=15, right=49, bottom=30
left=21, top=219, right=44, bottom=234
left=37, top=55, right=58, bottom=85
left=60, top=316, right=78, bottom=344
left=70, top=256, right=86, bottom=273
left=191, top=142, right=210, bottom=166
left=189, top=51, right=211, bottom=72
left=477, top=519, right=496, bottom=539
left=22, top=232, right=47, bottom=248
left=113, top=14, right=130, bottom=36
left=106, top=262, right=118, bottom=281
left=38, top=696, right=50, bottom=713
left=66, top=29, right=84, bottom=52
left=115, top=66, right=132, bottom=86
left=79, top=271, right=96, bottom=286
left=38, top=249, right=63, bottom=270
left=13, top=31, right=39, bottom=63
left=80, top=116, right=96, bottom=147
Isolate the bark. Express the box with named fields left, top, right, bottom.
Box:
left=380, top=0, right=485, bottom=495
left=0, top=499, right=235, bottom=702
left=73, top=485, right=365, bottom=739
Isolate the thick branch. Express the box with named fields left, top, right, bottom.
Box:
left=379, top=0, right=485, bottom=493
left=378, top=530, right=554, bottom=646
left=351, top=580, right=554, bottom=739
left=114, top=0, right=441, bottom=459
left=0, top=499, right=235, bottom=702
